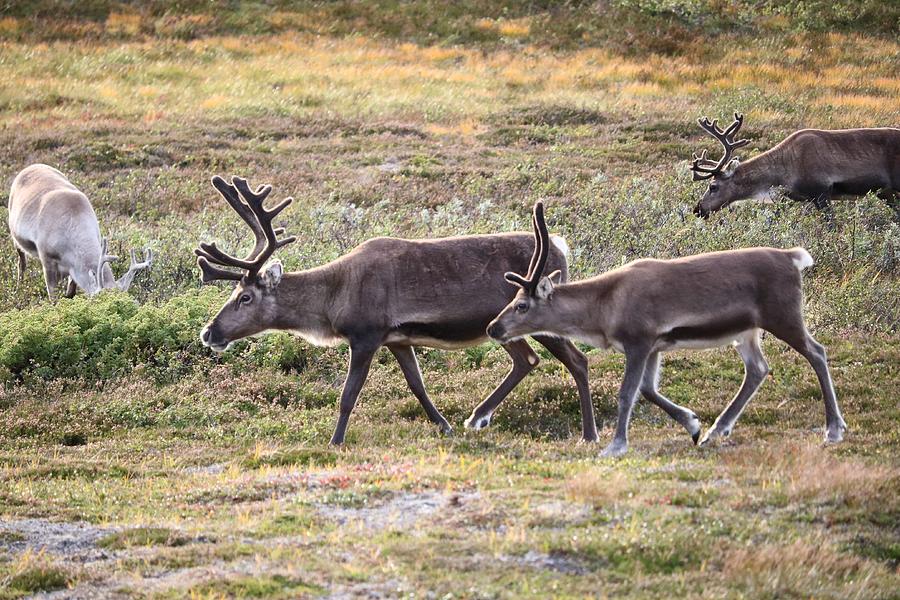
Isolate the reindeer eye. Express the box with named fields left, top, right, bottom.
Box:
left=239, top=293, right=252, bottom=305
left=515, top=301, right=529, bottom=313
left=709, top=183, right=719, bottom=192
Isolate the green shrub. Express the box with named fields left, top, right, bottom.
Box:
left=1, top=187, right=897, bottom=388
left=97, top=527, right=189, bottom=549
left=0, top=283, right=344, bottom=385
left=0, top=288, right=220, bottom=384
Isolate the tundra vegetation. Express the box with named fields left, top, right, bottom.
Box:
left=0, top=1, right=898, bottom=598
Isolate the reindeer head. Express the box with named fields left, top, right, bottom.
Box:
left=195, top=176, right=296, bottom=352
left=689, top=113, right=751, bottom=218
left=68, top=237, right=153, bottom=297
left=487, top=201, right=562, bottom=343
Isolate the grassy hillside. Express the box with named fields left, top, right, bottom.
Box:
left=0, top=1, right=898, bottom=598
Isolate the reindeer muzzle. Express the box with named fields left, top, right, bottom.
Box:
left=200, top=325, right=229, bottom=352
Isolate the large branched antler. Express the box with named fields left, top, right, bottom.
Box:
left=690, top=112, right=750, bottom=181
left=194, top=176, right=297, bottom=283
left=115, top=248, right=154, bottom=291
left=505, top=201, right=550, bottom=294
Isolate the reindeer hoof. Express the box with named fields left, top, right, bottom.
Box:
left=698, top=424, right=731, bottom=447
left=824, top=426, right=845, bottom=444
left=686, top=412, right=702, bottom=444
left=464, top=413, right=492, bottom=431
left=600, top=441, right=628, bottom=458
left=438, top=421, right=453, bottom=435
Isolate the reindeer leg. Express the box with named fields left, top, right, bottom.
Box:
left=15, top=248, right=26, bottom=286
left=699, top=330, right=769, bottom=446
left=533, top=335, right=598, bottom=442
left=41, top=260, right=60, bottom=301
left=64, top=277, right=78, bottom=299
left=388, top=344, right=452, bottom=435
left=601, top=345, right=651, bottom=458
left=329, top=340, right=380, bottom=446
left=639, top=351, right=702, bottom=444
left=773, top=327, right=846, bottom=444
left=465, top=339, right=538, bottom=431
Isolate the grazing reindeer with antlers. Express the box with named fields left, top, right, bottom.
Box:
left=488, top=202, right=846, bottom=457
left=690, top=113, right=900, bottom=218
left=196, top=176, right=599, bottom=445
left=8, top=164, right=153, bottom=299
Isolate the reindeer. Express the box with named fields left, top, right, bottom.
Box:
left=8, top=164, right=153, bottom=299
left=195, top=176, right=599, bottom=445
left=487, top=202, right=846, bottom=457
left=689, top=113, right=900, bottom=218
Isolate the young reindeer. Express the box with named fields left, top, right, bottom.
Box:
left=690, top=113, right=900, bottom=218
left=8, top=164, right=153, bottom=299
left=487, top=202, right=846, bottom=457
left=196, top=176, right=599, bottom=445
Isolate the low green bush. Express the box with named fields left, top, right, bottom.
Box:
left=2, top=187, right=898, bottom=386
left=0, top=283, right=343, bottom=386
left=0, top=287, right=217, bottom=384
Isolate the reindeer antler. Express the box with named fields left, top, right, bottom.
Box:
left=97, top=238, right=119, bottom=273
left=115, top=248, right=153, bottom=291
left=195, top=176, right=297, bottom=283
left=505, top=201, right=550, bottom=294
left=690, top=112, right=750, bottom=181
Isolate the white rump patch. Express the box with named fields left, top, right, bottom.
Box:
left=551, top=235, right=569, bottom=257
left=791, top=248, right=814, bottom=271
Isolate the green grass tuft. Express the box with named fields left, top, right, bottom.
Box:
left=97, top=527, right=189, bottom=550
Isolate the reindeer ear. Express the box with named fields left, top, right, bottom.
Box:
left=260, top=261, right=283, bottom=289
left=722, top=158, right=740, bottom=178
left=547, top=269, right=562, bottom=284
left=536, top=275, right=555, bottom=300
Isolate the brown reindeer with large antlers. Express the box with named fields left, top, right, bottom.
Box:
left=690, top=113, right=900, bottom=218
left=487, top=202, right=845, bottom=457
left=196, top=176, right=599, bottom=445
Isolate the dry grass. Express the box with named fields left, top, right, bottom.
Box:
left=721, top=536, right=888, bottom=599
left=565, top=467, right=634, bottom=507
left=0, top=32, right=896, bottom=130
left=722, top=440, right=898, bottom=507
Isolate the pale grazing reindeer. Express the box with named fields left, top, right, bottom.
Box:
left=195, top=176, right=598, bottom=445
left=8, top=164, right=153, bottom=299
left=690, top=113, right=900, bottom=218
left=487, top=202, right=846, bottom=457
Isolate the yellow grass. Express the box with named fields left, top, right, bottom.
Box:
left=723, top=440, right=897, bottom=506
left=0, top=16, right=20, bottom=34
left=497, top=18, right=532, bottom=39
left=199, top=95, right=229, bottom=110
left=818, top=94, right=891, bottom=111
left=105, top=12, right=142, bottom=36
left=0, top=32, right=897, bottom=129
left=721, top=536, right=885, bottom=599
left=565, top=468, right=633, bottom=506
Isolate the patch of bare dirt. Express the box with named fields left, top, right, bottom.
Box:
left=0, top=518, right=115, bottom=563
left=317, top=491, right=456, bottom=531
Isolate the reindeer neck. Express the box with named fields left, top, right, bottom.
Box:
left=550, top=273, right=620, bottom=342
left=269, top=265, right=338, bottom=337
left=734, top=149, right=785, bottom=189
